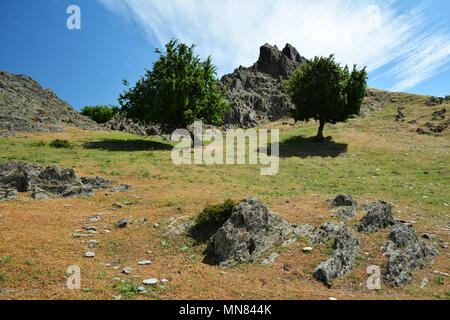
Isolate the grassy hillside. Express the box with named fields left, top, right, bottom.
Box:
left=0, top=92, right=448, bottom=300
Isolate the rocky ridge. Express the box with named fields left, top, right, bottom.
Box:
left=0, top=70, right=100, bottom=136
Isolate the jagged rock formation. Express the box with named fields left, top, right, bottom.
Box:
left=0, top=161, right=133, bottom=200
left=218, top=44, right=405, bottom=128
left=218, top=43, right=307, bottom=128
left=358, top=201, right=395, bottom=233
left=384, top=223, right=439, bottom=286
left=0, top=70, right=100, bottom=136
left=211, top=197, right=293, bottom=267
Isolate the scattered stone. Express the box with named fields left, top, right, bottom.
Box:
left=433, top=270, right=449, bottom=277
left=358, top=201, right=394, bottom=233
left=84, top=252, right=95, bottom=258
left=0, top=288, right=16, bottom=295
left=84, top=226, right=97, bottom=231
left=137, top=260, right=152, bottom=265
left=211, top=197, right=293, bottom=267
left=142, top=278, right=158, bottom=285
left=160, top=279, right=169, bottom=284
left=146, top=251, right=152, bottom=254
left=0, top=214, right=3, bottom=218
left=165, top=220, right=196, bottom=236
left=88, top=217, right=100, bottom=223
left=329, top=297, right=338, bottom=301
left=302, top=247, right=313, bottom=253
left=107, top=184, right=134, bottom=194
left=420, top=278, right=429, bottom=289
left=137, top=286, right=147, bottom=293
left=122, top=267, right=133, bottom=274
left=421, top=233, right=435, bottom=240
left=260, top=253, right=279, bottom=266
left=113, top=203, right=123, bottom=209
left=115, top=219, right=128, bottom=228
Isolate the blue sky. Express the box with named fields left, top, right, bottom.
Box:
left=0, top=0, right=449, bottom=111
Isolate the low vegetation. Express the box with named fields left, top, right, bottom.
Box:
left=80, top=105, right=120, bottom=124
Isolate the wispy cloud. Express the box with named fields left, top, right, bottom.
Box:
left=99, top=0, right=450, bottom=92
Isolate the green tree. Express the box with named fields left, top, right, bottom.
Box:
left=284, top=55, right=367, bottom=142
left=80, top=105, right=120, bottom=124
left=119, top=39, right=229, bottom=135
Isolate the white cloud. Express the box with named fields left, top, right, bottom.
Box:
left=99, top=0, right=450, bottom=92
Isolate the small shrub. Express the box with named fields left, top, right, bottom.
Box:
left=49, top=139, right=73, bottom=149
left=25, top=259, right=33, bottom=266
left=28, top=140, right=46, bottom=147
left=0, top=271, right=8, bottom=283
left=80, top=105, right=120, bottom=124
left=195, top=199, right=240, bottom=227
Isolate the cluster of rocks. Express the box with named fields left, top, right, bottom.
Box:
left=324, top=194, right=440, bottom=287
left=0, top=161, right=133, bottom=201
left=416, top=108, right=448, bottom=136
left=0, top=70, right=100, bottom=137
left=395, top=106, right=406, bottom=121
left=101, top=115, right=163, bottom=137
left=426, top=96, right=449, bottom=106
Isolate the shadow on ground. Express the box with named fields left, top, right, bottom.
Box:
left=279, top=135, right=348, bottom=158
left=83, top=139, right=172, bottom=152
left=187, top=224, right=222, bottom=266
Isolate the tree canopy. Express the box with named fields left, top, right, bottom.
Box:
left=119, top=39, right=229, bottom=133
left=284, top=55, right=367, bottom=141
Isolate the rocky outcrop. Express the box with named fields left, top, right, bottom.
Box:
left=101, top=115, right=162, bottom=137
left=0, top=70, right=100, bottom=134
left=384, top=224, right=439, bottom=286
left=218, top=43, right=307, bottom=128
left=211, top=197, right=293, bottom=267
left=0, top=161, right=132, bottom=200
left=358, top=201, right=395, bottom=233
left=312, top=223, right=361, bottom=286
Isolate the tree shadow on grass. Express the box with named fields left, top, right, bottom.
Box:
left=279, top=135, right=348, bottom=158
left=83, top=139, right=173, bottom=152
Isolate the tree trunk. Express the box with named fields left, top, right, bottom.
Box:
left=315, top=120, right=325, bottom=142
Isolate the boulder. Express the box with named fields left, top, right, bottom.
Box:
left=384, top=225, right=439, bottom=286
left=309, top=221, right=347, bottom=245
left=0, top=161, right=43, bottom=192
left=212, top=197, right=292, bottom=267
left=326, top=194, right=357, bottom=207
left=357, top=201, right=394, bottom=233
left=313, top=225, right=361, bottom=286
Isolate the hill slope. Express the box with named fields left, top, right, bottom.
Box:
left=0, top=70, right=99, bottom=137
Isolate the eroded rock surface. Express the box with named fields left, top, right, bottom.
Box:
left=358, top=201, right=394, bottom=233
left=384, top=224, right=439, bottom=286
left=0, top=161, right=133, bottom=200
left=211, top=197, right=292, bottom=267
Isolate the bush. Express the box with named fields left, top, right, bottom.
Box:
left=80, top=105, right=120, bottom=124
left=49, top=139, right=73, bottom=149
left=195, top=199, right=240, bottom=227
left=28, top=140, right=46, bottom=147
